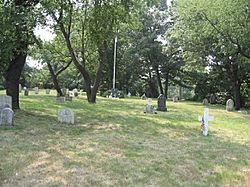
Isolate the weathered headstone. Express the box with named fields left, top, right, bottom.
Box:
left=24, top=87, right=29, bottom=96
left=141, top=93, right=147, bottom=100
left=210, top=94, right=216, bottom=104
left=144, top=98, right=155, bottom=114
left=226, top=99, right=234, bottom=111
left=19, top=84, right=22, bottom=93
left=203, top=98, right=209, bottom=107
left=0, top=96, right=12, bottom=111
left=199, top=108, right=214, bottom=136
left=46, top=89, right=50, bottom=95
left=56, top=97, right=65, bottom=103
left=157, top=94, right=167, bottom=111
left=0, top=108, right=14, bottom=126
left=34, top=87, right=39, bottom=94
left=66, top=89, right=70, bottom=96
left=58, top=108, right=74, bottom=124
left=65, top=96, right=73, bottom=102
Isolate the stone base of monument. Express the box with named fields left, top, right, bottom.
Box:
left=144, top=105, right=157, bottom=114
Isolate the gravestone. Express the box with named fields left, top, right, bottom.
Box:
left=46, top=89, right=50, bottom=94
left=0, top=108, right=14, bottom=126
left=56, top=97, right=65, bottom=103
left=144, top=98, right=155, bottom=114
left=210, top=94, right=216, bottom=104
left=24, top=87, right=29, bottom=96
left=58, top=108, right=74, bottom=124
left=198, top=108, right=214, bottom=136
left=141, top=93, right=147, bottom=100
left=19, top=84, right=22, bottom=93
left=127, top=92, right=131, bottom=97
left=226, top=99, right=234, bottom=111
left=0, top=96, right=12, bottom=111
left=203, top=98, right=209, bottom=107
left=73, top=88, right=78, bottom=97
left=157, top=94, right=167, bottom=111
left=65, top=96, right=73, bottom=102
left=34, top=87, right=39, bottom=94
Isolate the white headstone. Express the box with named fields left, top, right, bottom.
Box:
left=199, top=108, right=214, bottom=136
left=73, top=88, right=78, bottom=97
left=226, top=99, right=234, bottom=111
left=127, top=92, right=131, bottom=97
left=58, top=108, right=74, bottom=124
left=0, top=108, right=14, bottom=126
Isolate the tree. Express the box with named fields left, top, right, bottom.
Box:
left=31, top=35, right=73, bottom=96
left=40, top=0, right=135, bottom=103
left=0, top=0, right=39, bottom=109
left=171, top=0, right=250, bottom=109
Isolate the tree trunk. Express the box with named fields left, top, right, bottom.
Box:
left=155, top=65, right=163, bottom=94
left=230, top=55, right=241, bottom=110
left=88, top=41, right=107, bottom=103
left=5, top=53, right=27, bottom=109
left=47, top=62, right=63, bottom=96
left=164, top=72, right=169, bottom=98
left=232, top=64, right=241, bottom=110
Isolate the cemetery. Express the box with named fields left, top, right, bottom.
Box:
left=0, top=0, right=250, bottom=186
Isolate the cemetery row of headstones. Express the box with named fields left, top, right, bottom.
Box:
left=203, top=98, right=235, bottom=112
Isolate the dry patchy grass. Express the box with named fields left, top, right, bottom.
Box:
left=0, top=90, right=250, bottom=186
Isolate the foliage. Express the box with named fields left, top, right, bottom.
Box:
left=170, top=0, right=250, bottom=107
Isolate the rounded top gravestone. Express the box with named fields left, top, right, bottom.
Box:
left=157, top=94, right=167, bottom=111
left=202, top=98, right=209, bottom=106
left=58, top=108, right=75, bottom=124
left=226, top=99, right=234, bottom=111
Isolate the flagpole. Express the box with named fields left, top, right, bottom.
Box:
left=112, top=36, right=117, bottom=97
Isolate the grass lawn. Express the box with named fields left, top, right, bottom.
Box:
left=0, top=90, right=250, bottom=187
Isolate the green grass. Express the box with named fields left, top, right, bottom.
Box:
left=0, top=90, right=250, bottom=187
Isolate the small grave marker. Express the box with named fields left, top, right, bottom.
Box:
left=58, top=108, right=74, bottom=124
left=0, top=108, right=14, bottom=126
left=24, top=87, right=29, bottom=96
left=203, top=98, right=209, bottom=107
left=199, top=108, right=214, bottom=136
left=226, top=99, right=234, bottom=111
left=144, top=98, right=156, bottom=114
left=0, top=96, right=12, bottom=111
left=56, top=97, right=65, bottom=103
left=65, top=96, right=73, bottom=102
